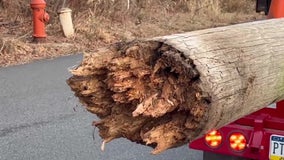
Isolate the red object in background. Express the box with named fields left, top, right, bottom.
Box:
left=189, top=1, right=284, bottom=159
left=268, top=0, right=284, bottom=18
left=30, top=0, right=49, bottom=42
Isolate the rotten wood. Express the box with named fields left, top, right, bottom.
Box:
left=67, top=18, right=284, bottom=154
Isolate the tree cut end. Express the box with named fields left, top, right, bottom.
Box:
left=67, top=40, right=211, bottom=154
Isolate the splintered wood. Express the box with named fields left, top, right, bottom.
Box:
left=67, top=19, right=284, bottom=154
left=67, top=41, right=209, bottom=154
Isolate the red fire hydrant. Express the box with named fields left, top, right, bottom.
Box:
left=30, top=0, right=49, bottom=42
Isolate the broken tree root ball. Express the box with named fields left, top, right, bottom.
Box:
left=67, top=41, right=210, bottom=154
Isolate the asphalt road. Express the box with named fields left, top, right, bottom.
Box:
left=0, top=55, right=202, bottom=160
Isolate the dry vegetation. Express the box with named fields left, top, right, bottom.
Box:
left=0, top=0, right=263, bottom=67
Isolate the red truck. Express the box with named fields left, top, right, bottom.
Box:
left=189, top=0, right=284, bottom=159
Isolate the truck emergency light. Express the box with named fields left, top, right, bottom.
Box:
left=229, top=133, right=247, bottom=151
left=205, top=130, right=222, bottom=148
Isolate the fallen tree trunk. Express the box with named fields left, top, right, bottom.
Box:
left=67, top=18, right=284, bottom=154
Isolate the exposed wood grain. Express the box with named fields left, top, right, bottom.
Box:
left=68, top=18, right=284, bottom=154
left=153, top=18, right=284, bottom=133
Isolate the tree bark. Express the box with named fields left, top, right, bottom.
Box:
left=67, top=18, right=284, bottom=154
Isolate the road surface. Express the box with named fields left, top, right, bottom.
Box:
left=0, top=55, right=202, bottom=160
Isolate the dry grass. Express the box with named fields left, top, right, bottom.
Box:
left=0, top=0, right=256, bottom=23
left=0, top=0, right=264, bottom=67
left=221, top=0, right=256, bottom=13
left=69, top=0, right=221, bottom=26
left=70, top=0, right=261, bottom=41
